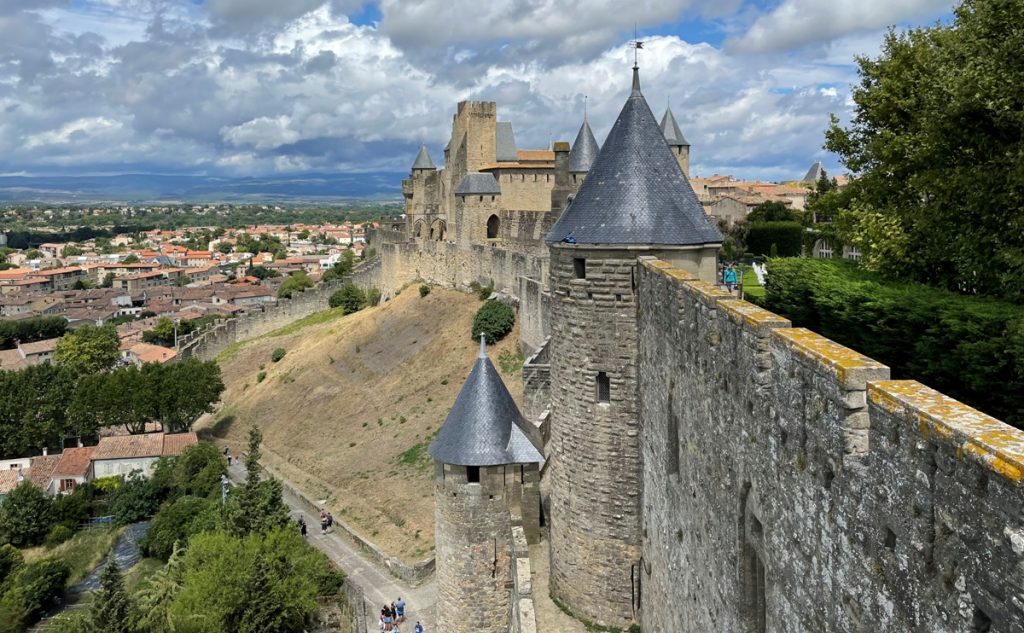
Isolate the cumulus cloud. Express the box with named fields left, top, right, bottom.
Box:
left=730, top=0, right=954, bottom=52
left=0, top=0, right=955, bottom=179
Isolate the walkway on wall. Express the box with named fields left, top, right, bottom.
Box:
left=226, top=461, right=437, bottom=632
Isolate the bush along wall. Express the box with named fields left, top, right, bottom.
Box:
left=762, top=258, right=1024, bottom=427
left=746, top=221, right=803, bottom=257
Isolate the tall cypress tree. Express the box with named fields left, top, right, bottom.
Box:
left=90, top=558, right=137, bottom=633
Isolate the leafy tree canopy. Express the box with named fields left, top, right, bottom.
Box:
left=54, top=325, right=120, bottom=375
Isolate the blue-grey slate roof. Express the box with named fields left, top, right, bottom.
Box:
left=802, top=161, right=824, bottom=183
left=412, top=144, right=435, bottom=170
left=429, top=338, right=543, bottom=467
left=568, top=118, right=599, bottom=172
left=495, top=122, right=518, bottom=162
left=660, top=107, right=689, bottom=147
left=455, top=172, right=501, bottom=195
left=546, top=69, right=722, bottom=246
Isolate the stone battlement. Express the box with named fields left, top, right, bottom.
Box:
left=637, top=256, right=1024, bottom=631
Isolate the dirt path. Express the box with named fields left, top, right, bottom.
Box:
left=227, top=461, right=436, bottom=632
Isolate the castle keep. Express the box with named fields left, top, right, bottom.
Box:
left=375, top=65, right=1024, bottom=632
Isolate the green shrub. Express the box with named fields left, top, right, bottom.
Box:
left=140, top=496, right=219, bottom=560
left=0, top=558, right=70, bottom=630
left=419, top=284, right=431, bottom=298
left=471, top=300, right=515, bottom=344
left=477, top=280, right=495, bottom=301
left=53, top=487, right=94, bottom=529
left=0, top=482, right=54, bottom=547
left=106, top=472, right=166, bottom=525
left=0, top=544, right=23, bottom=586
left=92, top=477, right=120, bottom=494
left=256, top=371, right=266, bottom=383
left=271, top=348, right=286, bottom=363
left=44, top=525, right=74, bottom=549
left=328, top=283, right=366, bottom=314
left=746, top=221, right=803, bottom=257
left=365, top=287, right=382, bottom=307
left=276, top=270, right=313, bottom=299
left=763, top=258, right=1024, bottom=426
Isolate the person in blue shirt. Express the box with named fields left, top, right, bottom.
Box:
left=723, top=262, right=738, bottom=292
left=413, top=622, right=424, bottom=633
left=395, top=597, right=406, bottom=622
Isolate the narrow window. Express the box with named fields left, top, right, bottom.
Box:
left=486, top=215, right=500, bottom=239
left=466, top=466, right=480, bottom=483
left=573, top=258, right=586, bottom=279
left=597, top=372, right=610, bottom=403
left=744, top=549, right=766, bottom=633
left=667, top=392, right=679, bottom=476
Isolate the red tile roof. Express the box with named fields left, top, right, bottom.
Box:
left=162, top=432, right=198, bottom=457
left=26, top=455, right=60, bottom=489
left=53, top=447, right=95, bottom=478
left=92, top=433, right=164, bottom=460
left=0, top=470, right=19, bottom=494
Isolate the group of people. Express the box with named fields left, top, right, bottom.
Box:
left=319, top=508, right=334, bottom=535
left=380, top=597, right=423, bottom=632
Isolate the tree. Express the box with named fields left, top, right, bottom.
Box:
left=136, top=542, right=185, bottom=633
left=328, top=283, right=365, bottom=314
left=72, top=278, right=92, bottom=290
left=216, top=242, right=233, bottom=254
left=121, top=254, right=140, bottom=264
left=89, top=559, right=138, bottom=633
left=0, top=558, right=70, bottom=631
left=0, top=364, right=78, bottom=457
left=747, top=200, right=800, bottom=223
left=106, top=472, right=166, bottom=525
left=223, top=426, right=290, bottom=536
left=148, top=360, right=225, bottom=433
left=825, top=0, right=1024, bottom=301
left=100, top=272, right=116, bottom=288
left=277, top=271, right=313, bottom=299
left=24, top=249, right=42, bottom=260
left=142, top=317, right=192, bottom=347
left=140, top=496, right=219, bottom=561
left=0, top=482, right=54, bottom=547
left=61, top=245, right=82, bottom=257
left=54, top=324, right=120, bottom=375
left=0, top=316, right=67, bottom=350
left=248, top=265, right=278, bottom=280
left=0, top=545, right=23, bottom=585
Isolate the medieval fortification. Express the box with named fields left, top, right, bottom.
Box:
left=359, top=66, right=1024, bottom=633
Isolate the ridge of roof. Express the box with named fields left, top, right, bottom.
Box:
left=454, top=172, right=501, bottom=195
left=545, top=68, right=723, bottom=247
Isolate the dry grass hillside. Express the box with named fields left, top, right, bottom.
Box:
left=202, top=287, right=524, bottom=563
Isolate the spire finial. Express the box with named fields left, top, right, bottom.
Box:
left=583, top=95, right=588, bottom=121
left=629, top=26, right=644, bottom=96
left=478, top=333, right=486, bottom=358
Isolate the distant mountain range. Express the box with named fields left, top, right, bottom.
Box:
left=0, top=172, right=406, bottom=203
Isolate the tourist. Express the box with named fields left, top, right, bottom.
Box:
left=320, top=509, right=328, bottom=535
left=327, top=511, right=334, bottom=532
left=395, top=596, right=406, bottom=622
left=298, top=516, right=307, bottom=538
left=382, top=605, right=393, bottom=631
left=413, top=622, right=423, bottom=633
left=723, top=262, right=738, bottom=293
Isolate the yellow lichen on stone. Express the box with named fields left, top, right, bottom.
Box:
left=870, top=380, right=1024, bottom=483
left=682, top=280, right=733, bottom=301
left=719, top=299, right=790, bottom=331
left=774, top=328, right=887, bottom=384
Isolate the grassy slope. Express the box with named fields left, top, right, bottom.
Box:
left=204, top=288, right=523, bottom=563
left=22, top=527, right=122, bottom=586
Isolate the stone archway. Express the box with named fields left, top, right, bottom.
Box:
left=486, top=214, right=500, bottom=239
left=431, top=219, right=447, bottom=241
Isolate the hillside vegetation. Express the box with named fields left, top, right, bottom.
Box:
left=206, top=287, right=523, bottom=563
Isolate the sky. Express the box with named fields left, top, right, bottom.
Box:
left=0, top=0, right=957, bottom=183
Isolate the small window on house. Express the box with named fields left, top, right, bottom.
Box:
left=597, top=372, right=610, bottom=403
left=573, top=258, right=586, bottom=279
left=466, top=466, right=480, bottom=483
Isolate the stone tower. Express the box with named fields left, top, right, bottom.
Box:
left=544, top=66, right=722, bottom=628
left=429, top=337, right=544, bottom=633
left=660, top=105, right=690, bottom=178
left=568, top=113, right=600, bottom=190
left=404, top=144, right=439, bottom=238
left=453, top=172, right=502, bottom=247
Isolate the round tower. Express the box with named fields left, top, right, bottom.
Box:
left=429, top=337, right=544, bottom=633
left=543, top=66, right=722, bottom=628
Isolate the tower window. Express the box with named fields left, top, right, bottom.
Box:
left=466, top=466, right=480, bottom=483
left=573, top=258, right=586, bottom=279
left=487, top=214, right=500, bottom=239
left=597, top=372, right=610, bottom=403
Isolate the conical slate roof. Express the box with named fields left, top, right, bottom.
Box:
left=412, top=144, right=435, bottom=170
left=568, top=117, right=599, bottom=172
left=546, top=68, right=723, bottom=246
left=801, top=161, right=825, bottom=183
left=428, top=337, right=543, bottom=467
left=660, top=107, right=689, bottom=147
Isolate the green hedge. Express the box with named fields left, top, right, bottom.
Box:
left=747, top=222, right=803, bottom=257
left=763, top=258, right=1024, bottom=427
left=472, top=300, right=515, bottom=344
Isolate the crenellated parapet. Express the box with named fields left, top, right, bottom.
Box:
left=636, top=256, right=1024, bottom=632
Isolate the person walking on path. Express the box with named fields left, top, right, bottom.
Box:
left=327, top=511, right=333, bottom=533
left=413, top=622, right=423, bottom=633
left=298, top=516, right=307, bottom=538
left=319, top=509, right=328, bottom=535
left=395, top=596, right=406, bottom=623
left=723, top=262, right=738, bottom=293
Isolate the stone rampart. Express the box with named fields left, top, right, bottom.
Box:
left=636, top=257, right=1024, bottom=632
left=510, top=524, right=538, bottom=633
left=178, top=259, right=382, bottom=362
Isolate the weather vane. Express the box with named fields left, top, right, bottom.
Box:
left=630, top=23, right=644, bottom=68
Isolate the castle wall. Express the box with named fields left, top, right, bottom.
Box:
left=434, top=462, right=515, bottom=633
left=493, top=171, right=555, bottom=212
left=636, top=257, right=1024, bottom=632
